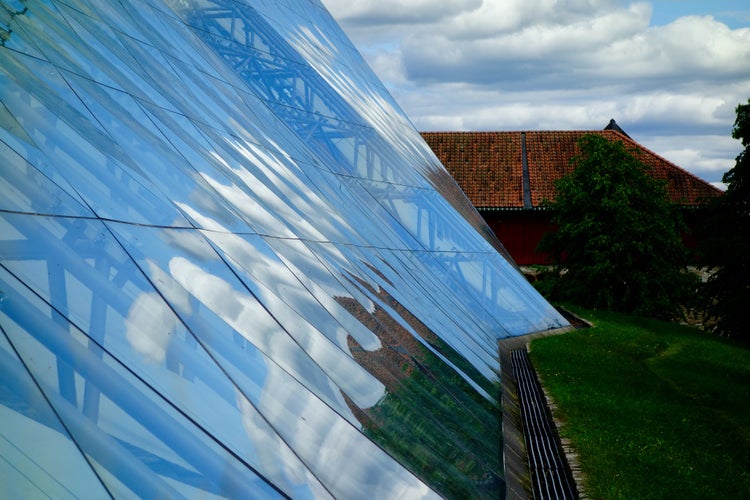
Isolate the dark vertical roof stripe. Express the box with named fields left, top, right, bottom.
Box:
left=520, top=133, right=532, bottom=209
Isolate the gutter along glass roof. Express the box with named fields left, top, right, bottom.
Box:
left=0, top=0, right=568, bottom=497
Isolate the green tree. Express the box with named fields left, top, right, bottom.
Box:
left=537, top=134, right=694, bottom=319
left=700, top=99, right=750, bottom=339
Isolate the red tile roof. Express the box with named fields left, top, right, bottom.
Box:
left=421, top=129, right=722, bottom=210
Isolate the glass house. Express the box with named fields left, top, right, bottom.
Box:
left=0, top=0, right=568, bottom=497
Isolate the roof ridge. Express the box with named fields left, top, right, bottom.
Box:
left=423, top=129, right=615, bottom=134
left=604, top=130, right=722, bottom=194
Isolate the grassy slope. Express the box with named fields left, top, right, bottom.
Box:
left=529, top=307, right=750, bottom=499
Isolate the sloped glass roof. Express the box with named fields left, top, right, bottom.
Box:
left=0, top=0, right=568, bottom=497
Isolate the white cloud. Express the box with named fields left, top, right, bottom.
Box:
left=619, top=93, right=731, bottom=128
left=590, top=16, right=750, bottom=83
left=125, top=292, right=176, bottom=363
left=398, top=10, right=749, bottom=90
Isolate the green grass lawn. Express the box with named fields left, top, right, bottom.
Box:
left=529, top=307, right=750, bottom=499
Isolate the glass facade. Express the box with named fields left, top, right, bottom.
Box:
left=0, top=0, right=568, bottom=497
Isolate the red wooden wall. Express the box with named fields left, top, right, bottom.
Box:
left=481, top=211, right=556, bottom=266
left=481, top=209, right=706, bottom=266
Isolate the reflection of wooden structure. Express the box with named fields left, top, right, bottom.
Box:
left=423, top=123, right=723, bottom=265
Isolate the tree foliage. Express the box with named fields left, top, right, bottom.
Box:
left=700, top=99, right=750, bottom=339
left=537, top=134, right=694, bottom=319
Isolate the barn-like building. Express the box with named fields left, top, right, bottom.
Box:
left=422, top=122, right=723, bottom=266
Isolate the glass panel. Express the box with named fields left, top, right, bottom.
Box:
left=0, top=325, right=111, bottom=500
left=0, top=267, right=283, bottom=499
left=332, top=244, right=503, bottom=381
left=102, top=222, right=433, bottom=498
left=332, top=175, right=424, bottom=250
left=0, top=138, right=90, bottom=216
left=0, top=214, right=327, bottom=498
left=107, top=222, right=360, bottom=417
left=255, top=238, right=505, bottom=496
left=0, top=57, right=190, bottom=227
left=0, top=3, right=43, bottom=57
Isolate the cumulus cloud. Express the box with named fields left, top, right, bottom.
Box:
left=590, top=16, right=750, bottom=84
left=399, top=10, right=749, bottom=91
left=323, top=0, right=750, bottom=184
left=125, top=292, right=176, bottom=363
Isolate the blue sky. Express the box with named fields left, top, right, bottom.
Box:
left=323, top=0, right=750, bottom=187
left=650, top=0, right=749, bottom=28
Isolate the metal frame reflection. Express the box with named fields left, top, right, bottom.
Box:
left=0, top=267, right=278, bottom=498
left=182, top=0, right=407, bottom=183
